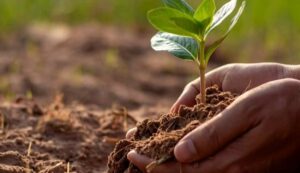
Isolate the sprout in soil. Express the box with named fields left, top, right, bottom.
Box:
left=148, top=0, right=246, bottom=104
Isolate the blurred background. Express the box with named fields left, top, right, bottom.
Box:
left=0, top=0, right=299, bottom=109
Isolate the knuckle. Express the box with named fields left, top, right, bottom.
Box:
left=184, top=83, right=193, bottom=90
left=183, top=82, right=192, bottom=91
left=203, top=125, right=221, bottom=149
left=221, top=63, right=239, bottom=71
left=269, top=78, right=300, bottom=101
left=185, top=82, right=199, bottom=92
left=276, top=63, right=286, bottom=79
left=280, top=78, right=300, bottom=87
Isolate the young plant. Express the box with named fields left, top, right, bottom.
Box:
left=148, top=0, right=246, bottom=103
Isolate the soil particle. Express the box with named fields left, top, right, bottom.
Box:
left=0, top=24, right=200, bottom=109
left=108, top=85, right=237, bottom=173
left=0, top=164, right=28, bottom=173
left=0, top=97, right=137, bottom=173
left=0, top=151, right=28, bottom=167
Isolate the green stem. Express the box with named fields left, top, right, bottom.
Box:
left=198, top=41, right=206, bottom=104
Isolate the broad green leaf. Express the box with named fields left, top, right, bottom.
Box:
left=162, top=0, right=194, bottom=15
left=194, top=0, right=216, bottom=23
left=148, top=7, right=200, bottom=39
left=151, top=32, right=198, bottom=60
left=205, top=1, right=246, bottom=62
left=228, top=1, right=246, bottom=31
left=206, top=0, right=237, bottom=35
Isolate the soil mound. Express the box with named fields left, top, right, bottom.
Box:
left=108, top=85, right=237, bottom=173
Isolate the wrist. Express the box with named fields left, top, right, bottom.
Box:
left=283, top=65, right=300, bottom=80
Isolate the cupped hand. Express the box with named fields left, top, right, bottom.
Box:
left=127, top=78, right=300, bottom=173
left=171, top=63, right=290, bottom=113
left=127, top=63, right=289, bottom=138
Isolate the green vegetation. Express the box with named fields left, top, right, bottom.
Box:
left=147, top=0, right=245, bottom=103
left=0, top=0, right=299, bottom=62
left=0, top=0, right=299, bottom=30
left=0, top=0, right=160, bottom=31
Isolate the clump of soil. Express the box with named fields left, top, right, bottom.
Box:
left=0, top=96, right=137, bottom=173
left=108, top=85, right=237, bottom=173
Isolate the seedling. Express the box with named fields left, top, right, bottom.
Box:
left=148, top=0, right=246, bottom=103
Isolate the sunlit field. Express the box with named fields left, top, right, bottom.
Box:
left=0, top=0, right=299, bottom=61
left=0, top=0, right=299, bottom=172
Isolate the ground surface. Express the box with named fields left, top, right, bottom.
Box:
left=0, top=96, right=140, bottom=173
left=0, top=24, right=225, bottom=173
left=0, top=23, right=221, bottom=109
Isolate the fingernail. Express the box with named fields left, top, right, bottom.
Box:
left=174, top=139, right=197, bottom=162
left=127, top=150, right=137, bottom=161
left=126, top=127, right=137, bottom=139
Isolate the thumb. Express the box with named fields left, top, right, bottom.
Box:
left=170, top=79, right=200, bottom=113
left=170, top=71, right=219, bottom=113
left=174, top=93, right=257, bottom=163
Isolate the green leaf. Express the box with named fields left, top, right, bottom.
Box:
left=228, top=1, right=246, bottom=31
left=148, top=7, right=200, bottom=39
left=162, top=0, right=194, bottom=15
left=194, top=0, right=216, bottom=23
left=204, top=36, right=227, bottom=63
left=206, top=0, right=237, bottom=35
left=205, top=1, right=246, bottom=62
left=151, top=32, right=198, bottom=60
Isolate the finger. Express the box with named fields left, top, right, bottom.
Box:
left=180, top=140, right=243, bottom=173
left=126, top=127, right=137, bottom=139
left=174, top=89, right=261, bottom=163
left=188, top=79, right=300, bottom=172
left=170, top=79, right=200, bottom=113
left=181, top=122, right=283, bottom=173
left=170, top=69, right=223, bottom=113
left=127, top=150, right=153, bottom=172
left=127, top=150, right=180, bottom=173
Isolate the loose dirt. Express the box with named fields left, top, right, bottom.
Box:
left=0, top=24, right=229, bottom=173
left=0, top=96, right=139, bottom=173
left=108, top=85, right=237, bottom=173
left=0, top=24, right=201, bottom=109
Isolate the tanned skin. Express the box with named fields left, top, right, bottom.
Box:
left=127, top=63, right=300, bottom=173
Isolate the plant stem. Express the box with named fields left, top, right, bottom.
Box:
left=199, top=41, right=206, bottom=104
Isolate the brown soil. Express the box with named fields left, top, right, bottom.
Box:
left=0, top=24, right=227, bottom=110
left=0, top=96, right=139, bottom=173
left=107, top=85, right=237, bottom=173
left=0, top=24, right=228, bottom=173
left=0, top=24, right=199, bottom=109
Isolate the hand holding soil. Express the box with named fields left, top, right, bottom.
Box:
left=171, top=63, right=294, bottom=112
left=122, top=63, right=300, bottom=172
left=127, top=63, right=291, bottom=138
left=127, top=78, right=300, bottom=173
left=107, top=0, right=300, bottom=171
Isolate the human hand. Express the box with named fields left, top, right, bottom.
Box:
left=171, top=63, right=291, bottom=113
left=126, top=63, right=290, bottom=139
left=127, top=79, right=300, bottom=173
